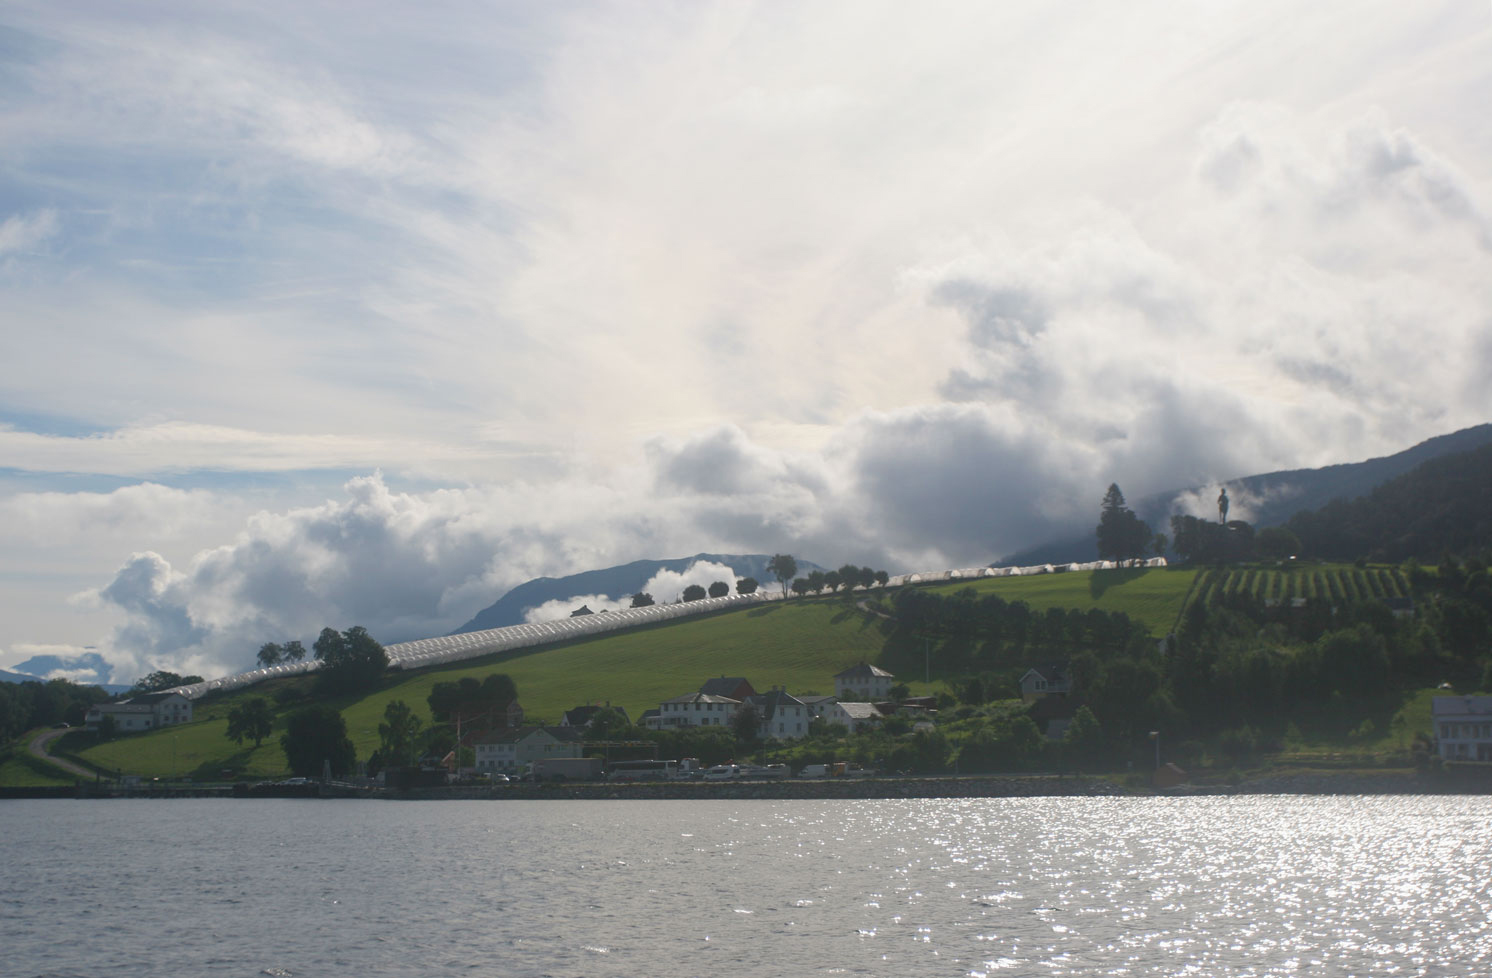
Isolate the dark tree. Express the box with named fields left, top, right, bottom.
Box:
left=766, top=554, right=798, bottom=598
left=256, top=643, right=282, bottom=668
left=735, top=577, right=759, bottom=595
left=806, top=570, right=826, bottom=594
left=732, top=702, right=761, bottom=743
left=682, top=584, right=707, bottom=602
left=874, top=570, right=889, bottom=587
left=130, top=671, right=204, bottom=695
left=708, top=580, right=730, bottom=599
left=837, top=564, right=862, bottom=592
left=226, top=698, right=274, bottom=748
left=314, top=625, right=389, bottom=694
left=630, top=591, right=655, bottom=608
left=791, top=578, right=810, bottom=597
left=1096, top=484, right=1152, bottom=562
left=281, top=640, right=306, bottom=662
left=280, top=705, right=356, bottom=778
left=378, top=700, right=424, bottom=769
left=428, top=673, right=517, bottom=725
left=1255, top=526, right=1300, bottom=560
left=823, top=569, right=841, bottom=592
left=313, top=627, right=345, bottom=662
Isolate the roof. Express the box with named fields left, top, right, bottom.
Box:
left=748, top=689, right=807, bottom=719
left=665, top=692, right=741, bottom=705
left=1432, top=696, right=1491, bottom=717
left=129, top=691, right=186, bottom=704
left=840, top=703, right=882, bottom=721
left=1021, top=664, right=1069, bottom=682
left=835, top=663, right=893, bottom=680
left=473, top=725, right=557, bottom=746
left=700, top=677, right=756, bottom=698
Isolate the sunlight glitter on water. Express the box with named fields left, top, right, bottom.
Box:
left=2, top=795, right=1489, bottom=978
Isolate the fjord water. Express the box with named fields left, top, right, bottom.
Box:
left=3, top=795, right=1489, bottom=977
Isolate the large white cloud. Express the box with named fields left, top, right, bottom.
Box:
left=0, top=2, right=1487, bottom=679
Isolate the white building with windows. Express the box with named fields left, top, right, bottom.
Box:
left=651, top=692, right=741, bottom=729
left=85, top=692, right=193, bottom=732
left=1432, top=696, right=1491, bottom=762
left=748, top=688, right=810, bottom=740
left=473, top=726, right=583, bottom=775
left=834, top=663, right=893, bottom=701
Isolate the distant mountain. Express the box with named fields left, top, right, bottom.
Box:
left=1000, top=424, right=1492, bottom=566
left=452, top=553, right=828, bottom=634
left=3, top=652, right=132, bottom=693
left=1285, top=443, right=1490, bottom=562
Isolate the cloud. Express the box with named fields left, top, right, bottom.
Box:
left=0, top=3, right=1488, bottom=679
left=0, top=210, right=58, bottom=256
left=521, top=559, right=749, bottom=623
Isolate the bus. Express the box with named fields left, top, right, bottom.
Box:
left=607, top=758, right=700, bottom=781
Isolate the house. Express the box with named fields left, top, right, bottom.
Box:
left=85, top=692, right=193, bottom=732
left=834, top=663, right=893, bottom=701
left=745, top=688, right=810, bottom=740
left=700, top=676, right=757, bottom=700
left=832, top=702, right=883, bottom=732
left=653, top=692, right=741, bottom=729
left=801, top=695, right=839, bottom=722
left=1432, top=696, right=1491, bottom=762
left=473, top=726, right=585, bottom=775
left=559, top=704, right=629, bottom=728
left=1019, top=665, right=1071, bottom=704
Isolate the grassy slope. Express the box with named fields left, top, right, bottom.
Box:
left=925, top=566, right=1199, bottom=637
left=26, top=565, right=1433, bottom=783
left=66, top=599, right=900, bottom=778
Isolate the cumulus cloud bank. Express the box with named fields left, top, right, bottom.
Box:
left=521, top=560, right=749, bottom=624
left=0, top=2, right=1487, bottom=680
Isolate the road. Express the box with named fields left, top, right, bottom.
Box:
left=27, top=727, right=95, bottom=780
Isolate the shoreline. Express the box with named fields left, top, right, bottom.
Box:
left=2, top=769, right=1488, bottom=801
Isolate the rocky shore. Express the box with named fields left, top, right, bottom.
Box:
left=3, top=768, right=1486, bottom=801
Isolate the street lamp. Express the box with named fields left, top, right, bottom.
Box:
left=1148, top=730, right=1160, bottom=771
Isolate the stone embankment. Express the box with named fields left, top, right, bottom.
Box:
left=395, top=774, right=1124, bottom=801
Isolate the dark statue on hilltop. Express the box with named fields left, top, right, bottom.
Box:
left=1217, top=488, right=1229, bottom=524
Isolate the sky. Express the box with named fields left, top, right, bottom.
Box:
left=0, top=1, right=1490, bottom=684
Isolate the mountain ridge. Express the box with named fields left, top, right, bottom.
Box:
left=451, top=552, right=828, bottom=634
left=1000, top=424, right=1491, bottom=566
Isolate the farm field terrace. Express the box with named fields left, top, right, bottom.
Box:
left=923, top=566, right=1198, bottom=637
left=63, top=599, right=904, bottom=778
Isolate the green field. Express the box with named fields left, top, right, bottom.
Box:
left=24, top=563, right=1423, bottom=782
left=0, top=748, right=76, bottom=786
left=926, top=566, right=1199, bottom=636
left=68, top=599, right=905, bottom=778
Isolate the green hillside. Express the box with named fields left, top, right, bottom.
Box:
left=64, top=598, right=903, bottom=778
left=926, top=566, right=1198, bottom=636
left=14, top=562, right=1477, bottom=784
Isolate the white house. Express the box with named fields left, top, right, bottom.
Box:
left=1432, top=696, right=1491, bottom=762
left=1019, top=665, right=1071, bottom=704
left=831, top=702, right=883, bottom=732
left=834, top=663, right=894, bottom=701
left=85, top=692, right=193, bottom=732
left=473, top=726, right=583, bottom=775
left=801, top=695, right=839, bottom=722
left=652, top=692, right=741, bottom=729
left=747, top=688, right=810, bottom=740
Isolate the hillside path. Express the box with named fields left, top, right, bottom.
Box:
left=28, top=727, right=94, bottom=780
